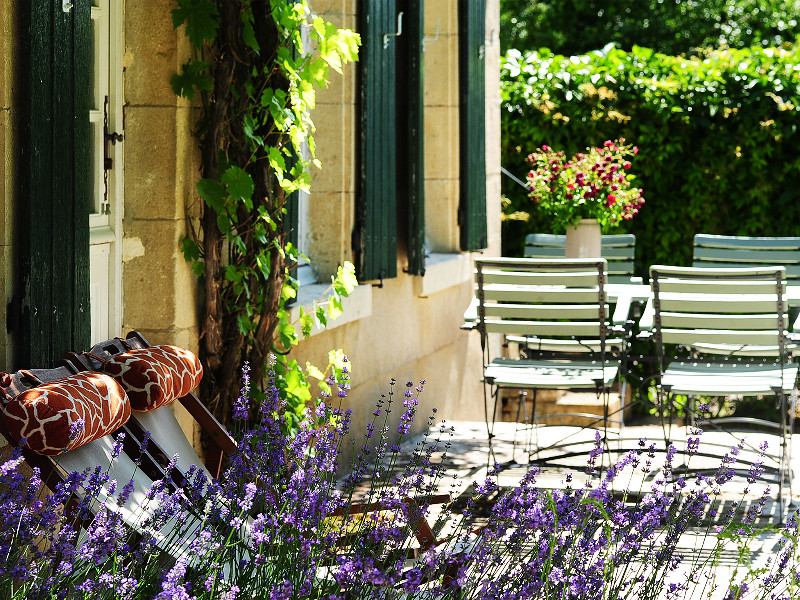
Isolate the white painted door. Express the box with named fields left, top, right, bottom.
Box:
left=89, top=0, right=123, bottom=342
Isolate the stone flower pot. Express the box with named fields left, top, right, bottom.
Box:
left=565, top=219, right=601, bottom=258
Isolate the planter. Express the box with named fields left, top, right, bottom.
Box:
left=565, top=219, right=602, bottom=258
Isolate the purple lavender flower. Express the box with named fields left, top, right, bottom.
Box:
left=233, top=361, right=251, bottom=420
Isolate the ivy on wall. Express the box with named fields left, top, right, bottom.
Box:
left=171, top=0, right=359, bottom=428
left=501, top=43, right=800, bottom=271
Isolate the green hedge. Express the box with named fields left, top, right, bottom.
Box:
left=501, top=43, right=800, bottom=271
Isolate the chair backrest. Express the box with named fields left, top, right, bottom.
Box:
left=524, top=233, right=637, bottom=283
left=475, top=258, right=610, bottom=355
left=693, top=234, right=800, bottom=284
left=63, top=331, right=236, bottom=479
left=649, top=265, right=789, bottom=358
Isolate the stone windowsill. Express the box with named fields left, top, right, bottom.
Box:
left=289, top=281, right=373, bottom=338
left=415, top=252, right=473, bottom=298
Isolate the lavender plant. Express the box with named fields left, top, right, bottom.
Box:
left=1, top=364, right=799, bottom=599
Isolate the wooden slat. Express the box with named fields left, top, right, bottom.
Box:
left=356, top=0, right=398, bottom=281
left=482, top=304, right=609, bottom=319
left=524, top=246, right=564, bottom=257
left=458, top=0, right=487, bottom=251
left=484, top=320, right=605, bottom=337
left=659, top=329, right=781, bottom=346
left=694, top=246, right=800, bottom=264
left=480, top=270, right=604, bottom=287
left=481, top=286, right=601, bottom=304
left=694, top=234, right=800, bottom=251
left=659, top=312, right=782, bottom=331
left=525, top=243, right=635, bottom=260
left=692, top=261, right=800, bottom=279
left=72, top=0, right=91, bottom=353
left=506, top=338, right=624, bottom=354
left=663, top=363, right=798, bottom=395
left=525, top=233, right=635, bottom=248
left=52, top=5, right=75, bottom=362
left=397, top=0, right=425, bottom=275
left=655, top=280, right=785, bottom=295
left=485, top=358, right=618, bottom=388
left=659, top=295, right=787, bottom=314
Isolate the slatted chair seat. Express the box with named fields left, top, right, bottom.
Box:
left=485, top=357, right=618, bottom=389
left=662, top=361, right=799, bottom=396
left=525, top=233, right=640, bottom=284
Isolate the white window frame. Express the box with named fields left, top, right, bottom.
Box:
left=89, top=0, right=124, bottom=342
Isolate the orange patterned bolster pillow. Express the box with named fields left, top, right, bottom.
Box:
left=2, top=372, right=130, bottom=455
left=102, top=345, right=203, bottom=412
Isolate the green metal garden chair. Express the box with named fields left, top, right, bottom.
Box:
left=474, top=257, right=632, bottom=464
left=692, top=234, right=800, bottom=283
left=524, top=233, right=640, bottom=284
left=643, top=264, right=798, bottom=509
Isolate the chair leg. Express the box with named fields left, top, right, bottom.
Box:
left=511, top=390, right=528, bottom=464
left=531, top=389, right=539, bottom=462
left=789, top=388, right=797, bottom=506
left=658, top=384, right=674, bottom=448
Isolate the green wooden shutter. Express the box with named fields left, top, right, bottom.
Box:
left=397, top=0, right=425, bottom=276
left=19, top=1, right=91, bottom=367
left=356, top=0, right=398, bottom=282
left=458, top=0, right=488, bottom=251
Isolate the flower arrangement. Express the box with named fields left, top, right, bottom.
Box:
left=1, top=364, right=798, bottom=599
left=527, top=139, right=645, bottom=233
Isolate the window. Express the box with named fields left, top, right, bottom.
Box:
left=89, top=0, right=124, bottom=343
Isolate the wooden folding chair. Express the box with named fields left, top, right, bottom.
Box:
left=63, top=331, right=236, bottom=480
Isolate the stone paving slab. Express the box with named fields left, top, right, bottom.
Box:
left=348, top=421, right=798, bottom=599
left=408, top=421, right=798, bottom=511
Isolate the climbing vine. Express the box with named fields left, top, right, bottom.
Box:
left=171, top=0, right=359, bottom=428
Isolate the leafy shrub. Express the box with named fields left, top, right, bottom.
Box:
left=501, top=43, right=800, bottom=270
left=500, top=0, right=800, bottom=57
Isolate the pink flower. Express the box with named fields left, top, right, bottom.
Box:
left=623, top=161, right=632, bottom=170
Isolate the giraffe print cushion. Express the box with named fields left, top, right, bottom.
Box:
left=102, top=345, right=203, bottom=412
left=2, top=372, right=130, bottom=455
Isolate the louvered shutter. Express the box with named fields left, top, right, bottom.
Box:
left=458, top=0, right=488, bottom=251
left=356, top=0, right=399, bottom=282
left=19, top=1, right=91, bottom=366
left=397, top=0, right=425, bottom=276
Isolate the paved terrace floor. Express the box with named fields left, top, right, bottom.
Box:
left=357, top=419, right=800, bottom=599
left=391, top=420, right=800, bottom=520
